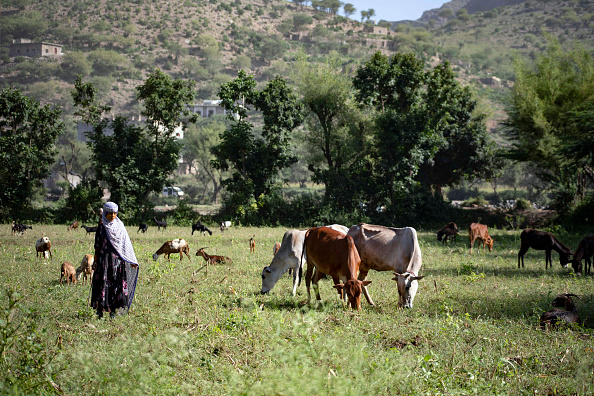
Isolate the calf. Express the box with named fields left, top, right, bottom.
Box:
left=76, top=254, right=94, bottom=285
left=81, top=225, right=98, bottom=235
left=35, top=237, right=52, bottom=259
left=137, top=223, right=148, bottom=233
left=60, top=261, right=77, bottom=285
left=153, top=239, right=191, bottom=261
left=437, top=222, right=458, bottom=245
left=468, top=223, right=494, bottom=254
left=303, top=226, right=370, bottom=310
left=540, top=294, right=580, bottom=328
left=517, top=229, right=572, bottom=269
left=570, top=235, right=594, bottom=275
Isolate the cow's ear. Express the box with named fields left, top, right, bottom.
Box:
left=334, top=284, right=345, bottom=291
left=413, top=276, right=425, bottom=281
left=264, top=267, right=272, bottom=273
left=361, top=280, right=372, bottom=287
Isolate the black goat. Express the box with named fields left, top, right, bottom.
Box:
left=138, top=222, right=148, bottom=233
left=540, top=293, right=580, bottom=328
left=81, top=225, right=98, bottom=235
left=192, top=221, right=212, bottom=236
left=436, top=222, right=458, bottom=245
left=571, top=235, right=594, bottom=275
left=153, top=217, right=167, bottom=231
left=518, top=229, right=572, bottom=269
left=11, top=221, right=32, bottom=235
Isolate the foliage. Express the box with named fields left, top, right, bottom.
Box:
left=0, top=87, right=64, bottom=220
left=353, top=51, right=499, bottom=218
left=212, top=70, right=303, bottom=217
left=74, top=70, right=197, bottom=214
left=462, top=195, right=489, bottom=207
left=63, top=179, right=104, bottom=222
left=514, top=197, right=532, bottom=211
left=504, top=36, right=594, bottom=213
left=0, top=289, right=60, bottom=395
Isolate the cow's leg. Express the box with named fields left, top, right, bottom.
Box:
left=305, top=261, right=314, bottom=303
left=312, top=268, right=324, bottom=301
left=518, top=246, right=529, bottom=269
left=545, top=250, right=551, bottom=269
left=292, top=258, right=304, bottom=297
left=358, top=270, right=375, bottom=306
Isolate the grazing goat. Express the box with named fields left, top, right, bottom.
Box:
left=76, top=254, right=94, bottom=285
left=196, top=248, right=233, bottom=265
left=138, top=223, right=148, bottom=233
left=570, top=235, right=594, bottom=275
left=67, top=220, right=79, bottom=232
left=220, top=221, right=231, bottom=232
left=60, top=261, right=77, bottom=285
left=518, top=229, right=572, bottom=270
left=12, top=221, right=32, bottom=235
left=191, top=221, right=212, bottom=236
left=437, top=222, right=458, bottom=245
left=35, top=237, right=52, bottom=259
left=273, top=242, right=281, bottom=256
left=540, top=293, right=580, bottom=328
left=249, top=236, right=255, bottom=253
left=153, top=239, right=191, bottom=261
left=81, top=225, right=98, bottom=235
left=153, top=217, right=167, bottom=231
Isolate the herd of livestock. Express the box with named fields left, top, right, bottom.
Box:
left=10, top=217, right=593, bottom=328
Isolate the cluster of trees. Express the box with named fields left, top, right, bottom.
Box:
left=2, top=38, right=592, bottom=226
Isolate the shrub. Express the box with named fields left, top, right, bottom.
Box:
left=462, top=195, right=489, bottom=207
left=513, top=198, right=532, bottom=211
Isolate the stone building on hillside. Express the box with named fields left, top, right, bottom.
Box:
left=9, top=38, right=63, bottom=58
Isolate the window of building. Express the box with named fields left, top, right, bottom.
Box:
left=208, top=110, right=214, bottom=117
left=46, top=48, right=49, bottom=53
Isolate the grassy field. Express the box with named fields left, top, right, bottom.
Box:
left=1, top=223, right=593, bottom=395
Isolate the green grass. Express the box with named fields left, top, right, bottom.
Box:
left=1, top=224, right=593, bottom=394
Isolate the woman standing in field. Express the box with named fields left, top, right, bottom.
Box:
left=91, top=202, right=139, bottom=318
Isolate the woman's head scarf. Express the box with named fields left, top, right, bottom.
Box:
left=102, top=202, right=139, bottom=266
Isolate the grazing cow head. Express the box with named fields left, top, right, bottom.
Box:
left=152, top=253, right=159, bottom=261
left=260, top=266, right=276, bottom=294
left=436, top=232, right=443, bottom=242
left=485, top=237, right=494, bottom=251
left=560, top=252, right=572, bottom=268
left=393, top=272, right=425, bottom=309
left=334, top=280, right=372, bottom=310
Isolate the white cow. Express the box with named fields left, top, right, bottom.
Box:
left=347, top=224, right=424, bottom=308
left=260, top=224, right=349, bottom=296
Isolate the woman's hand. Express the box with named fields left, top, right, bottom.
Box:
left=131, top=263, right=139, bottom=268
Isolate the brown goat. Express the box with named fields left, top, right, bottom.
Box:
left=196, top=248, right=233, bottom=265
left=153, top=239, right=191, bottom=261
left=35, top=237, right=52, bottom=259
left=76, top=254, right=94, bottom=285
left=67, top=220, right=79, bottom=232
left=249, top=236, right=255, bottom=253
left=540, top=293, right=580, bottom=328
left=60, top=261, right=77, bottom=285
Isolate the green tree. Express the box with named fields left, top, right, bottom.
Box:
left=74, top=70, right=197, bottom=212
left=353, top=51, right=498, bottom=214
left=0, top=88, right=64, bottom=218
left=504, top=37, right=594, bottom=210
left=260, top=38, right=286, bottom=64
left=343, top=3, right=356, bottom=18
left=60, top=51, right=92, bottom=82
left=293, top=13, right=313, bottom=30
left=212, top=70, right=303, bottom=215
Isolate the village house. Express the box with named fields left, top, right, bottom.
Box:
left=8, top=38, right=63, bottom=58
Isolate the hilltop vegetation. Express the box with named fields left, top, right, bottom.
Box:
left=0, top=0, right=592, bottom=119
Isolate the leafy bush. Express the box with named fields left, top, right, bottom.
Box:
left=513, top=198, right=532, bottom=211
left=0, top=289, right=60, bottom=394
left=462, top=195, right=489, bottom=207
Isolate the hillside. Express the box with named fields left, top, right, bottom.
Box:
left=0, top=0, right=592, bottom=134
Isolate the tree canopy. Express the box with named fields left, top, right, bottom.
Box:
left=0, top=87, right=64, bottom=219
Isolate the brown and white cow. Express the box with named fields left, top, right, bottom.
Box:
left=260, top=225, right=350, bottom=296
left=302, top=226, right=369, bottom=310
left=347, top=224, right=424, bottom=309
left=468, top=223, right=494, bottom=254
